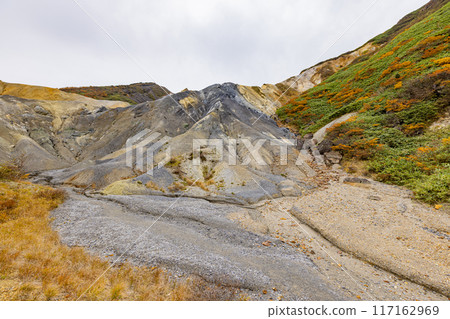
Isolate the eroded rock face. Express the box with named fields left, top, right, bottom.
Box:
left=0, top=40, right=380, bottom=204
left=1, top=81, right=316, bottom=204
left=58, top=83, right=315, bottom=204
left=0, top=82, right=128, bottom=171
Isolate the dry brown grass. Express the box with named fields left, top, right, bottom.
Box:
left=0, top=178, right=235, bottom=300
left=145, top=181, right=165, bottom=193
left=182, top=177, right=212, bottom=192
left=0, top=164, right=22, bottom=181
left=167, top=182, right=187, bottom=192
left=341, top=159, right=372, bottom=177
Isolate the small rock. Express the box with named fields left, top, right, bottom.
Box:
left=342, top=177, right=370, bottom=184
left=368, top=195, right=381, bottom=201
left=302, top=139, right=315, bottom=150
left=262, top=241, right=271, bottom=247
left=397, top=203, right=407, bottom=213
left=34, top=105, right=50, bottom=115
left=95, top=106, right=108, bottom=113
left=279, top=180, right=302, bottom=197
left=318, top=139, right=333, bottom=154
left=324, top=151, right=342, bottom=164
left=331, top=164, right=341, bottom=170
left=296, top=138, right=305, bottom=150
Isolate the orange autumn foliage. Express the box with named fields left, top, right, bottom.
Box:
left=422, top=44, right=447, bottom=58
left=434, top=57, right=450, bottom=65
left=332, top=138, right=383, bottom=160
left=403, top=123, right=425, bottom=135
left=328, top=86, right=363, bottom=107
left=394, top=81, right=403, bottom=89
left=380, top=61, right=413, bottom=78
left=380, top=38, right=414, bottom=59
left=385, top=99, right=414, bottom=112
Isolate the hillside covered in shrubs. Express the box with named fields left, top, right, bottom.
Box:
left=277, top=1, right=449, bottom=203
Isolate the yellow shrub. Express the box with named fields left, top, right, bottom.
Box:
left=385, top=99, right=413, bottom=112
left=380, top=61, right=412, bottom=78
left=433, top=57, right=450, bottom=65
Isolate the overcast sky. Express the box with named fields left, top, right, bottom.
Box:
left=1, top=0, right=429, bottom=92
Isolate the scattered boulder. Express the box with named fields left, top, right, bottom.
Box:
left=311, top=146, right=325, bottom=166
left=278, top=179, right=302, bottom=197
left=342, top=177, right=371, bottom=184
left=317, top=139, right=333, bottom=154
left=296, top=137, right=305, bottom=150
left=33, top=105, right=50, bottom=115
left=324, top=151, right=342, bottom=164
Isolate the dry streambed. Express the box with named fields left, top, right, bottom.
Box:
left=51, top=189, right=343, bottom=301
left=287, top=179, right=449, bottom=298
left=50, top=172, right=449, bottom=300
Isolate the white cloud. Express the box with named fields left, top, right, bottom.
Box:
left=0, top=0, right=429, bottom=92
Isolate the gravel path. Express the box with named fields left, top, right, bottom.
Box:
left=49, top=168, right=449, bottom=300
left=290, top=180, right=450, bottom=297
left=51, top=190, right=344, bottom=300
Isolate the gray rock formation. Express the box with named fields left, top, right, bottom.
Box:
left=1, top=82, right=315, bottom=204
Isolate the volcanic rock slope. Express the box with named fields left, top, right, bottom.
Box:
left=1, top=79, right=307, bottom=203
left=0, top=81, right=349, bottom=300
left=27, top=83, right=321, bottom=204
left=0, top=81, right=129, bottom=170
left=0, top=20, right=376, bottom=203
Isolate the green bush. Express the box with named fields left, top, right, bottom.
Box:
left=413, top=168, right=450, bottom=203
